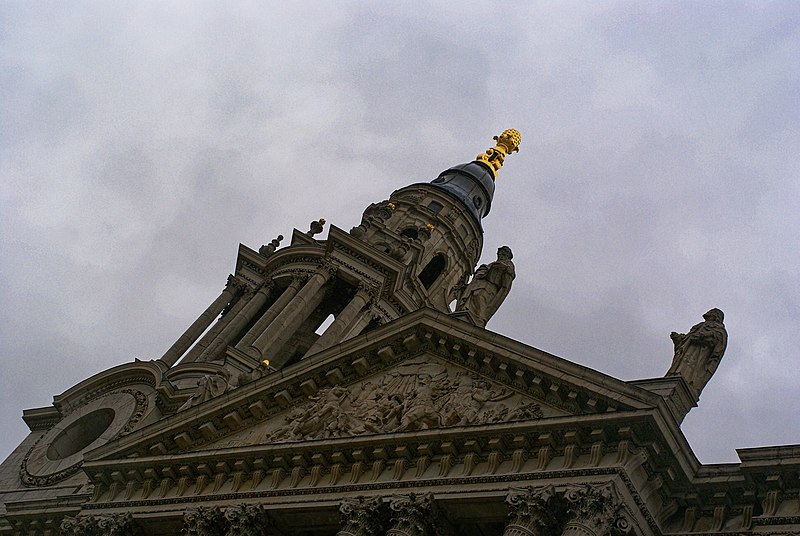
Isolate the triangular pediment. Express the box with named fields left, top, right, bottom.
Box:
left=85, top=309, right=666, bottom=464
left=198, top=354, right=569, bottom=451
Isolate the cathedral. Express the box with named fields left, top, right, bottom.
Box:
left=1, top=131, right=798, bottom=536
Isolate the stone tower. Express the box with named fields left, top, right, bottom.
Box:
left=159, top=129, right=521, bottom=375
left=2, top=130, right=798, bottom=536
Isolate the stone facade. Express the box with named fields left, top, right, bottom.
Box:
left=1, top=133, right=798, bottom=535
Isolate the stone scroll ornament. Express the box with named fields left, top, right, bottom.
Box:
left=457, top=246, right=516, bottom=327
left=259, top=358, right=543, bottom=443
left=61, top=513, right=144, bottom=536
left=504, top=486, right=558, bottom=536
left=337, top=496, right=385, bottom=536
left=666, top=308, right=727, bottom=397
left=183, top=505, right=270, bottom=536
left=562, top=483, right=632, bottom=536
left=387, top=493, right=451, bottom=536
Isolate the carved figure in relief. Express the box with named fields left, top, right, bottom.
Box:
left=667, top=308, right=727, bottom=396
left=457, top=246, right=515, bottom=327
left=178, top=373, right=230, bottom=412
left=259, top=358, right=544, bottom=443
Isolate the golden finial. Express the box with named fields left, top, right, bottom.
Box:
left=475, top=129, right=521, bottom=180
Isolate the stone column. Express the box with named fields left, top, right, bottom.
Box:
left=503, top=486, right=557, bottom=536
left=250, top=263, right=335, bottom=367
left=237, top=276, right=305, bottom=357
left=386, top=493, right=449, bottom=536
left=160, top=276, right=238, bottom=367
left=183, top=506, right=225, bottom=536
left=196, top=282, right=274, bottom=362
left=561, top=483, right=630, bottom=536
left=337, top=496, right=384, bottom=536
left=181, top=287, right=250, bottom=363
left=304, top=282, right=374, bottom=357
left=223, top=504, right=270, bottom=536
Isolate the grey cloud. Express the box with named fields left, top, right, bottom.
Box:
left=1, top=1, right=798, bottom=464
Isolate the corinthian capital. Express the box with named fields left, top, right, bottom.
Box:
left=504, top=485, right=557, bottom=536
left=223, top=504, right=270, bottom=536
left=387, top=493, right=450, bottom=536
left=561, top=483, right=631, bottom=536
left=183, top=506, right=226, bottom=536
left=337, top=496, right=384, bottom=536
left=61, top=513, right=144, bottom=536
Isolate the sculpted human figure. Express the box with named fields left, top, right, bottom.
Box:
left=178, top=373, right=230, bottom=412
left=457, top=246, right=516, bottom=327
left=667, top=308, right=728, bottom=396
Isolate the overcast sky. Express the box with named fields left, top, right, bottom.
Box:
left=1, top=1, right=798, bottom=464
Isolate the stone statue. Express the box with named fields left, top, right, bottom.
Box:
left=667, top=308, right=727, bottom=396
left=178, top=373, right=230, bottom=412
left=457, top=246, right=516, bottom=327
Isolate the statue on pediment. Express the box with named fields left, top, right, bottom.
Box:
left=667, top=308, right=727, bottom=397
left=457, top=246, right=515, bottom=327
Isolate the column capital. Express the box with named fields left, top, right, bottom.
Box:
left=223, top=504, right=270, bottom=535
left=387, top=493, right=451, bottom=536
left=61, top=513, right=144, bottom=536
left=561, top=483, right=631, bottom=536
left=320, top=258, right=339, bottom=277
left=183, top=506, right=226, bottom=536
left=338, top=496, right=384, bottom=536
left=504, top=485, right=558, bottom=536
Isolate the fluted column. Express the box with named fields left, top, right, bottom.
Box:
left=196, top=282, right=274, bottom=362
left=337, top=497, right=384, bottom=536
left=304, top=282, right=374, bottom=357
left=237, top=276, right=305, bottom=357
left=160, top=276, right=238, bottom=367
left=503, top=486, right=557, bottom=536
left=561, top=483, right=629, bottom=536
left=250, top=263, right=335, bottom=367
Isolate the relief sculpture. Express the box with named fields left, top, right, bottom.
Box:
left=260, top=358, right=543, bottom=443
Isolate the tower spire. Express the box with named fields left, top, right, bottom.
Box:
left=475, top=128, right=521, bottom=180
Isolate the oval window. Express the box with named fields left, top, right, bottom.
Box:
left=46, top=408, right=115, bottom=460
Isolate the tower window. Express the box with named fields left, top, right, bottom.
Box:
left=418, top=253, right=446, bottom=289
left=427, top=201, right=443, bottom=213
left=401, top=228, right=419, bottom=240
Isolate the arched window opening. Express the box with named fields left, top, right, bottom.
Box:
left=401, top=228, right=419, bottom=240
left=418, top=253, right=446, bottom=289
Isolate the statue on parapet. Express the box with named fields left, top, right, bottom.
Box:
left=667, top=308, right=727, bottom=397
left=457, top=246, right=516, bottom=327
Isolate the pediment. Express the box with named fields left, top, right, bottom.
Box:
left=199, top=354, right=569, bottom=451
left=85, top=309, right=664, bottom=464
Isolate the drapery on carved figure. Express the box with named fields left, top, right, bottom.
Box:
left=252, top=357, right=541, bottom=444
left=667, top=308, right=727, bottom=396
left=177, top=373, right=230, bottom=412
left=457, top=245, right=516, bottom=327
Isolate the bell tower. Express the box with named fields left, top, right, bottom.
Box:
left=158, top=130, right=521, bottom=379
